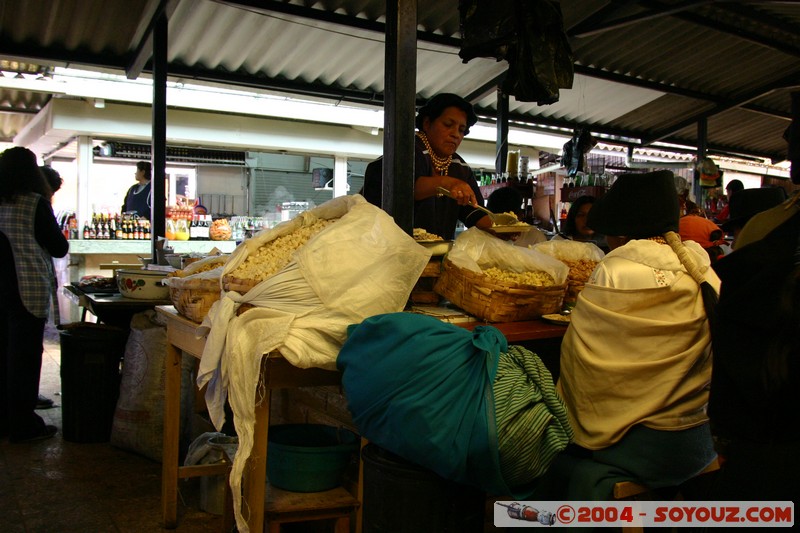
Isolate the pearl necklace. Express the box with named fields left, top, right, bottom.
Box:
left=644, top=236, right=668, bottom=245
left=416, top=132, right=452, bottom=175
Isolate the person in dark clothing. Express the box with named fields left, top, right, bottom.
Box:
left=121, top=161, right=152, bottom=219
left=708, top=194, right=800, bottom=502
left=35, top=165, right=65, bottom=410
left=361, top=93, right=491, bottom=240
left=556, top=195, right=608, bottom=252
left=0, top=147, right=69, bottom=442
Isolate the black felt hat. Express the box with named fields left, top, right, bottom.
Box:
left=415, top=93, right=478, bottom=133
left=587, top=170, right=679, bottom=238
left=721, top=187, right=786, bottom=232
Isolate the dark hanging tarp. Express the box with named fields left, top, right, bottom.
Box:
left=561, top=128, right=597, bottom=176
left=459, top=0, right=574, bottom=105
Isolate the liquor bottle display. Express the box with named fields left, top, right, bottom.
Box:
left=79, top=212, right=150, bottom=240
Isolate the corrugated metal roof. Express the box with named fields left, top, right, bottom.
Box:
left=0, top=0, right=797, bottom=164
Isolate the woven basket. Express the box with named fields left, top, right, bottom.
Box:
left=564, top=280, right=586, bottom=304
left=221, top=275, right=259, bottom=294
left=434, top=259, right=566, bottom=322
left=168, top=278, right=221, bottom=323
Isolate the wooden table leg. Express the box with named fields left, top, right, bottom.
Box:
left=161, top=342, right=183, bottom=528
left=244, top=385, right=270, bottom=533
left=356, top=437, right=368, bottom=533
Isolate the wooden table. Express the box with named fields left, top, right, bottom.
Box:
left=455, top=318, right=568, bottom=342
left=157, top=305, right=567, bottom=531
left=157, top=305, right=342, bottom=532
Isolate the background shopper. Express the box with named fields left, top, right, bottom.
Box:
left=0, top=148, right=68, bottom=442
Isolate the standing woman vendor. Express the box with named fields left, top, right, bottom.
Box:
left=362, top=93, right=492, bottom=239
left=121, top=161, right=152, bottom=219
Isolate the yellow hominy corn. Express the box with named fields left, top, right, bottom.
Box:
left=482, top=267, right=555, bottom=286
left=230, top=218, right=336, bottom=282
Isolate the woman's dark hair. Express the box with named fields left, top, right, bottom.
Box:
left=562, top=195, right=595, bottom=237
left=0, top=146, right=51, bottom=203
left=40, top=165, right=63, bottom=196
left=415, top=93, right=478, bottom=135
left=136, top=160, right=152, bottom=180
left=726, top=179, right=744, bottom=194
left=487, top=186, right=523, bottom=215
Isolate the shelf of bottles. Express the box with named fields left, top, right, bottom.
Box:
left=94, top=142, right=247, bottom=166
left=78, top=212, right=151, bottom=240
left=476, top=171, right=539, bottom=225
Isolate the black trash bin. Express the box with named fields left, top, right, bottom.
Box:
left=361, top=443, right=485, bottom=533
left=59, top=323, right=128, bottom=443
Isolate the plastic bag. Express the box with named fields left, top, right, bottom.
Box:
left=448, top=227, right=569, bottom=285
left=184, top=431, right=227, bottom=467
left=531, top=240, right=605, bottom=263
left=459, top=0, right=574, bottom=104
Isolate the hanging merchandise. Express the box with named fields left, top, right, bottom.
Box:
left=458, top=0, right=574, bottom=104
left=561, top=128, right=597, bottom=176
left=696, top=158, right=722, bottom=187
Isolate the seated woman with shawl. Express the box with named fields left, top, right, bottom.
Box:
left=543, top=170, right=720, bottom=500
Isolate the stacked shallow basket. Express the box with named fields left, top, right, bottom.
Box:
left=565, top=280, right=585, bottom=305
left=167, top=256, right=227, bottom=323
left=169, top=277, right=221, bottom=323
left=434, top=259, right=566, bottom=322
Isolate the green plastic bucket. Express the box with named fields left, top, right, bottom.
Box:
left=267, top=424, right=359, bottom=492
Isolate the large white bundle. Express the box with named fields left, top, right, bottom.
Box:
left=195, top=194, right=430, bottom=533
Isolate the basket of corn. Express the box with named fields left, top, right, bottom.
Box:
left=165, top=255, right=227, bottom=323
left=222, top=217, right=338, bottom=294
left=434, top=258, right=566, bottom=322
left=531, top=241, right=605, bottom=304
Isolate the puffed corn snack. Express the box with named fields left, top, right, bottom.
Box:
left=413, top=228, right=443, bottom=241
left=230, top=218, right=337, bottom=282
left=482, top=267, right=555, bottom=287
left=563, top=259, right=598, bottom=283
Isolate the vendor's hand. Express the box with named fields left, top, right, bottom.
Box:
left=444, top=178, right=477, bottom=206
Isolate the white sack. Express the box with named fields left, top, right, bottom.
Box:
left=195, top=194, right=431, bottom=532
left=448, top=227, right=569, bottom=284
left=531, top=239, right=605, bottom=262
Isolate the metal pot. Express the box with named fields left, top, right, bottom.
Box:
left=116, top=269, right=169, bottom=300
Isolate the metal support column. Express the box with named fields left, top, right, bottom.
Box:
left=496, top=88, right=509, bottom=176
left=151, top=11, right=168, bottom=261
left=382, top=0, right=417, bottom=235
left=695, top=117, right=708, bottom=201
left=790, top=91, right=799, bottom=185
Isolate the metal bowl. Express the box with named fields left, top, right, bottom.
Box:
left=116, top=269, right=169, bottom=300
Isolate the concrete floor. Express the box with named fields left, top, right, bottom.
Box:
left=0, top=322, right=224, bottom=533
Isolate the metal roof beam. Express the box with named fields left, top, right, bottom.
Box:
left=568, top=0, right=717, bottom=38
left=643, top=71, right=800, bottom=146
left=574, top=64, right=792, bottom=121
left=569, top=1, right=800, bottom=57
left=215, top=0, right=460, bottom=47
left=642, top=0, right=800, bottom=58
left=126, top=0, right=180, bottom=80
left=489, top=108, right=783, bottom=162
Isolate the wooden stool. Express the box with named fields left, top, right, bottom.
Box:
left=613, top=458, right=721, bottom=533
left=264, top=484, right=360, bottom=533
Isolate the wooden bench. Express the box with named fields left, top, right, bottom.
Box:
left=264, top=484, right=359, bottom=533
left=613, top=458, right=721, bottom=533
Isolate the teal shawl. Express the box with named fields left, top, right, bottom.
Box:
left=338, top=312, right=571, bottom=497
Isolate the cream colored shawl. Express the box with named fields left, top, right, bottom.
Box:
left=558, top=239, right=719, bottom=450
